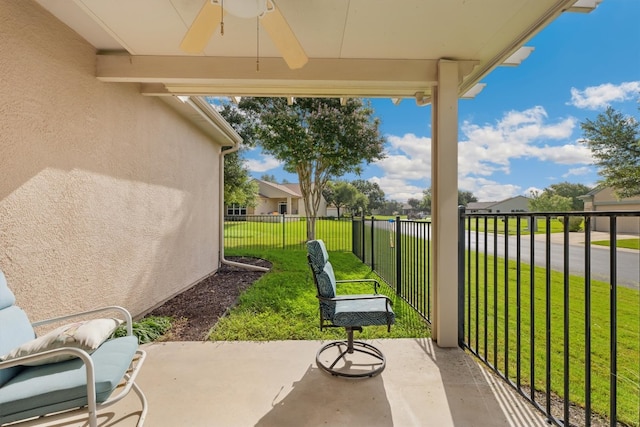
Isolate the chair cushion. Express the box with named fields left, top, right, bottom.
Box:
left=0, top=336, right=138, bottom=424
left=0, top=306, right=35, bottom=387
left=333, top=297, right=395, bottom=328
left=1, top=318, right=122, bottom=366
left=307, top=240, right=329, bottom=274
left=0, top=270, right=16, bottom=310
left=315, top=262, right=338, bottom=319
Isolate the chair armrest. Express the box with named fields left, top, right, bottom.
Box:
left=0, top=347, right=95, bottom=370
left=31, top=306, right=134, bottom=336
left=335, top=279, right=380, bottom=293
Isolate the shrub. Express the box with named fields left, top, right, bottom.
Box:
left=556, top=216, right=584, bottom=232
left=113, top=316, right=173, bottom=344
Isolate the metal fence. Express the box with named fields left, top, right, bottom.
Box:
left=353, top=216, right=433, bottom=323
left=224, top=215, right=352, bottom=251
left=458, top=208, right=640, bottom=427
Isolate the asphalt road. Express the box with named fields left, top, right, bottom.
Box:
left=393, top=221, right=640, bottom=290
left=462, top=230, right=639, bottom=290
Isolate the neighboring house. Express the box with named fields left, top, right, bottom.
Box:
left=231, top=180, right=328, bottom=217
left=466, top=195, right=530, bottom=213
left=1, top=2, right=239, bottom=320
left=579, top=187, right=640, bottom=234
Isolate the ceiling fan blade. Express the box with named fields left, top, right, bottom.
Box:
left=260, top=3, right=308, bottom=69
left=180, top=1, right=223, bottom=54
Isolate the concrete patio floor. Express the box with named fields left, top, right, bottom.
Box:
left=19, top=338, right=548, bottom=427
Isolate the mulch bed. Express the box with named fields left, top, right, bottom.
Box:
left=146, top=257, right=271, bottom=341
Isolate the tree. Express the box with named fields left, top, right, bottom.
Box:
left=544, top=182, right=592, bottom=211
left=418, top=187, right=477, bottom=212
left=528, top=190, right=572, bottom=212
left=217, top=103, right=259, bottom=207
left=350, top=192, right=369, bottom=215
left=379, top=200, right=403, bottom=216
left=419, top=188, right=432, bottom=213
left=239, top=97, right=386, bottom=239
left=260, top=174, right=277, bottom=183
left=407, top=198, right=421, bottom=210
left=458, top=190, right=478, bottom=207
left=323, top=181, right=359, bottom=217
left=581, top=106, right=640, bottom=198
left=351, top=179, right=385, bottom=214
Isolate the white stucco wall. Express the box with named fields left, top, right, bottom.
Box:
left=0, top=1, right=223, bottom=319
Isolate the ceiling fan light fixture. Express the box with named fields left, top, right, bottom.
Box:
left=218, top=0, right=268, bottom=19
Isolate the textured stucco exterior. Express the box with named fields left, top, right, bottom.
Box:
left=0, top=1, right=225, bottom=319
left=581, top=187, right=640, bottom=234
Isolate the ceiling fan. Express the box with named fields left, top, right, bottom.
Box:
left=180, top=0, right=308, bottom=70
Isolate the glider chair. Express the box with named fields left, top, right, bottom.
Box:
left=0, top=269, right=147, bottom=427
left=306, top=240, right=394, bottom=378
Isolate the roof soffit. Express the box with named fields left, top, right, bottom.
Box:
left=36, top=0, right=589, bottom=102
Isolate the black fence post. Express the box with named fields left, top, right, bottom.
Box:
left=361, top=212, right=366, bottom=264
left=282, top=213, right=286, bottom=249
left=457, top=205, right=466, bottom=346
left=609, top=215, right=618, bottom=426
left=370, top=216, right=375, bottom=271
left=395, top=216, right=402, bottom=295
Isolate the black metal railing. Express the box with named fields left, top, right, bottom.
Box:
left=224, top=214, right=353, bottom=252
left=458, top=208, right=640, bottom=427
left=353, top=216, right=433, bottom=323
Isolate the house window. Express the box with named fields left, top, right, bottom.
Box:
left=227, top=204, right=247, bottom=216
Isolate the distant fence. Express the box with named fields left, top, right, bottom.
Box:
left=353, top=216, right=433, bottom=323
left=224, top=215, right=352, bottom=252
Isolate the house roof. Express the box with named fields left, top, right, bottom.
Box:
left=466, top=201, right=497, bottom=210
left=34, top=0, right=599, bottom=104
left=255, top=179, right=302, bottom=198
left=466, top=195, right=530, bottom=210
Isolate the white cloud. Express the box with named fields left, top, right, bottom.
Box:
left=524, top=186, right=543, bottom=197
left=459, top=107, right=583, bottom=177
left=458, top=176, right=522, bottom=201
left=244, top=155, right=281, bottom=172
left=375, top=134, right=432, bottom=180
left=562, top=166, right=592, bottom=178
left=569, top=81, right=640, bottom=110
left=369, top=176, right=424, bottom=203
left=367, top=107, right=594, bottom=202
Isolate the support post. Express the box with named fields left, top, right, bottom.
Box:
left=431, top=59, right=460, bottom=347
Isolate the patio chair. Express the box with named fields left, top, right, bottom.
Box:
left=306, top=240, right=395, bottom=378
left=0, top=269, right=147, bottom=427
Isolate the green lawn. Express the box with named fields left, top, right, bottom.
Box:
left=464, top=251, right=640, bottom=426
left=210, top=248, right=430, bottom=341
left=224, top=217, right=352, bottom=251
left=592, top=238, right=640, bottom=250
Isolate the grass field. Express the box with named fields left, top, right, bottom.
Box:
left=464, top=251, right=640, bottom=426
left=224, top=217, right=352, bottom=251
left=210, top=248, right=430, bottom=341
left=592, top=238, right=640, bottom=250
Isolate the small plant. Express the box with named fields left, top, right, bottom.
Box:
left=556, top=216, right=584, bottom=232
left=113, top=316, right=173, bottom=344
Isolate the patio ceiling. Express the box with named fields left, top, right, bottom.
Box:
left=35, top=0, right=597, bottom=105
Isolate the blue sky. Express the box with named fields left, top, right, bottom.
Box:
left=241, top=0, right=640, bottom=202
